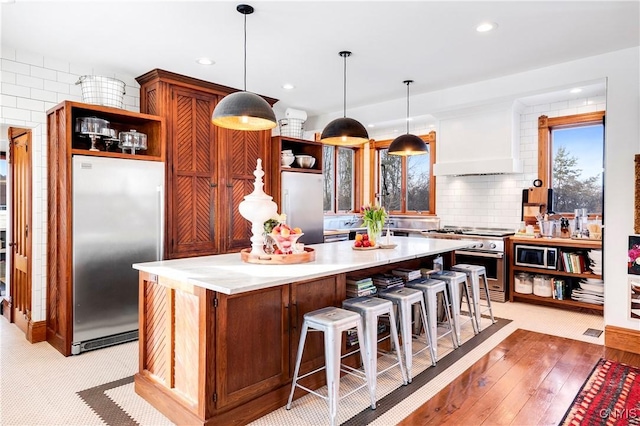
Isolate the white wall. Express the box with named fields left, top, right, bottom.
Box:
left=2, top=45, right=639, bottom=333
left=430, top=93, right=606, bottom=230
left=0, top=46, right=141, bottom=322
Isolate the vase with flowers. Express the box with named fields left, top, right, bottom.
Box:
left=361, top=202, right=387, bottom=246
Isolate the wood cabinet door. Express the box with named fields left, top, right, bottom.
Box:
left=168, top=87, right=219, bottom=258
left=219, top=129, right=271, bottom=252
left=214, top=286, right=290, bottom=409
left=290, top=276, right=344, bottom=377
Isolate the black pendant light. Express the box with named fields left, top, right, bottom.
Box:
left=211, top=4, right=277, bottom=131
left=388, top=80, right=428, bottom=156
left=320, top=51, right=369, bottom=146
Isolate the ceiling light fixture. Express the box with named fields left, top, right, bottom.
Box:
left=476, top=22, right=497, bottom=32
left=196, top=57, right=214, bottom=65
left=570, top=87, right=583, bottom=94
left=320, top=51, right=369, bottom=146
left=211, top=4, right=276, bottom=131
left=282, top=83, right=295, bottom=90
left=388, top=80, right=428, bottom=156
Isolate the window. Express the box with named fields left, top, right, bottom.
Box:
left=372, top=132, right=436, bottom=214
left=323, top=145, right=362, bottom=213
left=538, top=111, right=605, bottom=215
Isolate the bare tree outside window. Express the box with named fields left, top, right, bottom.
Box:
left=337, top=148, right=354, bottom=211
left=552, top=125, right=604, bottom=215
left=407, top=154, right=430, bottom=212
left=323, top=145, right=335, bottom=212
left=380, top=149, right=401, bottom=211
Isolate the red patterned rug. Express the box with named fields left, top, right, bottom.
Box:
left=561, top=358, right=640, bottom=425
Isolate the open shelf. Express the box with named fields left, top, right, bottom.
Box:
left=512, top=292, right=603, bottom=313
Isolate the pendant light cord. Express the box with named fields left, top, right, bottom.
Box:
left=343, top=53, right=347, bottom=118
left=243, top=12, right=247, bottom=91
left=404, top=80, right=413, bottom=134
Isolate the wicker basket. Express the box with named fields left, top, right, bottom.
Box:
left=279, top=118, right=304, bottom=138
left=76, top=75, right=126, bottom=109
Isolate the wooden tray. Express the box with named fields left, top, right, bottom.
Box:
left=241, top=247, right=316, bottom=264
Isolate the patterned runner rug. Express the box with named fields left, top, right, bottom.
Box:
left=561, top=358, right=640, bottom=425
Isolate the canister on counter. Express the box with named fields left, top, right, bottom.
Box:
left=515, top=272, right=533, bottom=294
left=533, top=274, right=553, bottom=297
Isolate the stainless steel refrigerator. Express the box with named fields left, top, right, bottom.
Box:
left=281, top=171, right=324, bottom=244
left=71, top=155, right=164, bottom=355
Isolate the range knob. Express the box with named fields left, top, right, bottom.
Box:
left=489, top=242, right=497, bottom=249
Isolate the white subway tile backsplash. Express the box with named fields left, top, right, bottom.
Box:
left=16, top=74, right=44, bottom=89
left=17, top=97, right=45, bottom=111
left=2, top=106, right=31, bottom=121
left=44, top=57, right=69, bottom=73
left=1, top=70, right=16, bottom=84
left=43, top=80, right=70, bottom=94
left=2, top=82, right=30, bottom=97
left=69, top=63, right=94, bottom=77
left=30, top=66, right=57, bottom=81
left=31, top=111, right=46, bottom=123
left=577, top=105, right=597, bottom=114
left=29, top=88, right=57, bottom=103
left=57, top=72, right=80, bottom=85
left=0, top=47, right=16, bottom=60
left=1, top=94, right=17, bottom=108
left=1, top=58, right=30, bottom=75
left=16, top=51, right=44, bottom=67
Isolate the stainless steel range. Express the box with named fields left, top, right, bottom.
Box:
left=422, top=226, right=514, bottom=302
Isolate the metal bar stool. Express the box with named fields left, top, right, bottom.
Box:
left=286, top=306, right=375, bottom=426
left=406, top=278, right=458, bottom=361
left=378, top=287, right=436, bottom=383
left=430, top=270, right=479, bottom=345
left=452, top=264, right=497, bottom=331
left=342, top=296, right=408, bottom=400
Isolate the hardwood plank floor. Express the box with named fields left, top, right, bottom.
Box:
left=399, top=329, right=640, bottom=426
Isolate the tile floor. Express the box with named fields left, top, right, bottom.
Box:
left=0, top=301, right=604, bottom=426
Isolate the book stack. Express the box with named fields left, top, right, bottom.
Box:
left=371, top=273, right=405, bottom=291
left=346, top=276, right=377, bottom=298
left=559, top=251, right=589, bottom=273
left=392, top=268, right=422, bottom=282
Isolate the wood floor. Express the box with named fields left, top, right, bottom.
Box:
left=399, top=329, right=640, bottom=425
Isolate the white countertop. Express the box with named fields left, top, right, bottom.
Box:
left=133, top=236, right=474, bottom=295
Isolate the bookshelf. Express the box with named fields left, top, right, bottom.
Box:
left=508, top=236, right=603, bottom=314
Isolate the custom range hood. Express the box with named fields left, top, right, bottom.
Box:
left=433, top=100, right=524, bottom=176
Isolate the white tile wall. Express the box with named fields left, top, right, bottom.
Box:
left=0, top=47, right=141, bottom=322
left=371, top=96, right=606, bottom=229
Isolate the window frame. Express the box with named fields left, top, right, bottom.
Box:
left=538, top=111, right=605, bottom=216
left=369, top=131, right=437, bottom=215
left=323, top=144, right=364, bottom=215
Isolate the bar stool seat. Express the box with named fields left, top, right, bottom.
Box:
left=378, top=287, right=436, bottom=383
left=406, top=278, right=458, bottom=361
left=342, top=296, right=408, bottom=399
left=286, top=306, right=375, bottom=426
left=430, top=270, right=478, bottom=345
left=452, top=264, right=497, bottom=331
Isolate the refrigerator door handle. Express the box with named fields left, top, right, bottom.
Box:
left=283, top=189, right=290, bottom=219
left=157, top=185, right=164, bottom=261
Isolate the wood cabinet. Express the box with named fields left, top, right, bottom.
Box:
left=136, top=69, right=277, bottom=258
left=46, top=101, right=164, bottom=356
left=136, top=272, right=343, bottom=425
left=270, top=136, right=323, bottom=209
left=508, top=236, right=603, bottom=314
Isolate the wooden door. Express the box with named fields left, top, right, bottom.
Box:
left=214, top=286, right=290, bottom=410
left=168, top=87, right=219, bottom=258
left=220, top=129, right=270, bottom=252
left=8, top=127, right=32, bottom=335
left=290, top=276, right=343, bottom=377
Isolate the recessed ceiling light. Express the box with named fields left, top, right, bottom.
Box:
left=570, top=88, right=583, bottom=94
left=196, top=57, right=214, bottom=65
left=368, top=124, right=375, bottom=128
left=406, top=117, right=413, bottom=122
left=476, top=22, right=497, bottom=32
left=429, top=124, right=435, bottom=128
left=282, top=83, right=295, bottom=90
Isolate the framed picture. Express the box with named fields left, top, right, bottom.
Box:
left=628, top=236, right=640, bottom=275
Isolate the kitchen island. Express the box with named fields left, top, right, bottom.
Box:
left=132, top=237, right=473, bottom=425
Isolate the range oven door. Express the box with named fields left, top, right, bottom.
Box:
left=454, top=250, right=505, bottom=292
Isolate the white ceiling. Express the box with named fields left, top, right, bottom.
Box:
left=1, top=1, right=638, bottom=124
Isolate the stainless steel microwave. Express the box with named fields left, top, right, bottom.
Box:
left=514, top=245, right=558, bottom=269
